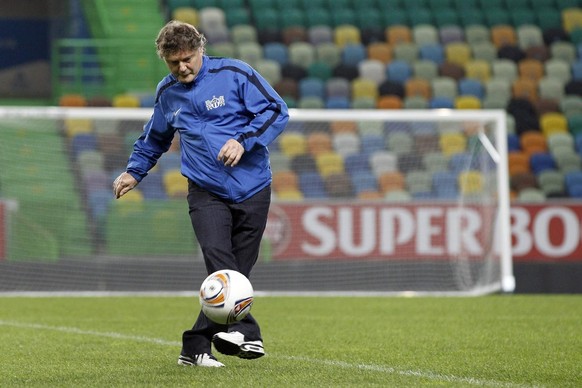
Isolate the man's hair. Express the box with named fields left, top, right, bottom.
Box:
left=155, top=20, right=207, bottom=59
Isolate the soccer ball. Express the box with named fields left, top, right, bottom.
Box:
left=199, top=269, right=254, bottom=325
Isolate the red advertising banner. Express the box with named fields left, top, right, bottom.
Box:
left=264, top=203, right=582, bottom=262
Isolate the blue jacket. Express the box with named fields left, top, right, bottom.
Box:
left=126, top=56, right=289, bottom=202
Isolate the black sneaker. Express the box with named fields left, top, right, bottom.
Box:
left=212, top=331, right=265, bottom=359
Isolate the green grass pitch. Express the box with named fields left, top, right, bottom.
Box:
left=0, top=295, right=580, bottom=387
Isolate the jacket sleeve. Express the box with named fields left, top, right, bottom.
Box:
left=126, top=102, right=175, bottom=182
left=234, top=68, right=289, bottom=152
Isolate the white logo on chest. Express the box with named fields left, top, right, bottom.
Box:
left=205, top=95, right=225, bottom=110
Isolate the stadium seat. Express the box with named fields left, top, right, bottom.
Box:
left=316, top=151, right=344, bottom=177
left=360, top=134, right=386, bottom=156
left=550, top=41, right=576, bottom=64
left=298, top=97, right=325, bottom=109
left=439, top=61, right=465, bottom=81
left=524, top=44, right=550, bottom=63
left=306, top=131, right=333, bottom=156
left=332, top=132, right=360, bottom=156
left=386, top=60, right=413, bottom=84
left=316, top=43, right=341, bottom=69
left=564, top=170, right=582, bottom=197
left=538, top=78, right=565, bottom=103
left=386, top=131, right=414, bottom=155
left=465, top=25, right=490, bottom=45
left=405, top=78, right=431, bottom=99
left=59, top=94, right=88, bottom=107
left=458, top=79, right=485, bottom=99
left=413, top=24, right=439, bottom=46
left=439, top=25, right=464, bottom=44
left=382, top=7, right=408, bottom=27
left=290, top=153, right=317, bottom=174
left=393, top=43, right=420, bottom=64
left=379, top=80, right=405, bottom=98
left=351, top=78, right=379, bottom=100
left=540, top=113, right=568, bottom=137
left=512, top=78, right=538, bottom=102
left=429, top=96, right=455, bottom=109
left=279, top=132, right=307, bottom=157
left=163, top=169, right=188, bottom=198
left=231, top=25, right=257, bottom=45
left=432, top=171, right=459, bottom=198
left=263, top=42, right=288, bottom=65
left=492, top=60, right=518, bottom=82
left=288, top=42, right=315, bottom=69
left=298, top=171, right=327, bottom=198
left=308, top=25, right=333, bottom=45
left=530, top=152, right=557, bottom=175
left=307, top=61, right=332, bottom=81
left=326, top=77, right=350, bottom=99
left=299, top=77, right=325, bottom=99
left=562, top=7, right=582, bottom=33
left=507, top=151, right=531, bottom=177
left=517, top=25, right=544, bottom=50
left=455, top=95, right=482, bottom=109
left=518, top=59, right=544, bottom=82
left=369, top=151, right=398, bottom=177
left=511, top=8, right=537, bottom=28
left=464, top=60, right=491, bottom=83
left=376, top=95, right=402, bottom=109
left=485, top=7, right=511, bottom=27
left=538, top=170, right=566, bottom=196
left=358, top=60, right=386, bottom=85
left=405, top=170, right=432, bottom=195
left=419, top=43, right=445, bottom=65
left=458, top=170, right=484, bottom=195
left=445, top=42, right=472, bottom=66
left=431, top=77, right=457, bottom=99
left=386, top=25, right=412, bottom=45
left=341, top=43, right=367, bottom=67
left=377, top=171, right=406, bottom=194
left=521, top=131, right=548, bottom=155
left=421, top=151, right=449, bottom=173
left=554, top=151, right=582, bottom=173
left=272, top=170, right=300, bottom=193
left=304, top=7, right=331, bottom=28
left=414, top=130, right=439, bottom=151
left=236, top=42, right=263, bottom=68
left=413, top=60, right=439, bottom=81
left=334, top=25, right=361, bottom=47
left=491, top=25, right=517, bottom=48
left=333, top=63, right=359, bottom=81
left=439, top=131, right=467, bottom=156
left=510, top=171, right=538, bottom=193
left=225, top=7, right=250, bottom=27
left=367, top=42, right=393, bottom=64
left=324, top=172, right=354, bottom=198
left=255, top=60, right=282, bottom=86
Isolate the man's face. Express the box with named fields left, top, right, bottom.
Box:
left=164, top=49, right=203, bottom=84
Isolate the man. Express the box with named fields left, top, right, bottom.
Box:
left=113, top=20, right=289, bottom=367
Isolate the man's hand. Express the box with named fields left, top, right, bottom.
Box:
left=217, top=138, right=244, bottom=167
left=113, top=172, right=138, bottom=199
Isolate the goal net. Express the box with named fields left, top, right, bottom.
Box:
left=0, top=107, right=514, bottom=296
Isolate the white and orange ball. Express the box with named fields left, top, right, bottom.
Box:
left=199, top=269, right=254, bottom=324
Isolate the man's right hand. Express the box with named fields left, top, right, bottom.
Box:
left=112, top=172, right=138, bottom=199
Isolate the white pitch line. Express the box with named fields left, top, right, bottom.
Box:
left=0, top=320, right=539, bottom=388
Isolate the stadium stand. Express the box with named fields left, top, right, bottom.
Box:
left=43, top=0, right=582, bottom=239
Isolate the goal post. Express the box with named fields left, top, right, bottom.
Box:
left=0, top=106, right=514, bottom=295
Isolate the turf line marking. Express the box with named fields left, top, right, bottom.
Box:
left=0, top=319, right=181, bottom=347
left=0, top=320, right=537, bottom=388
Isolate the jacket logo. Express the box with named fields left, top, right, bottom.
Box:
left=205, top=95, right=225, bottom=110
